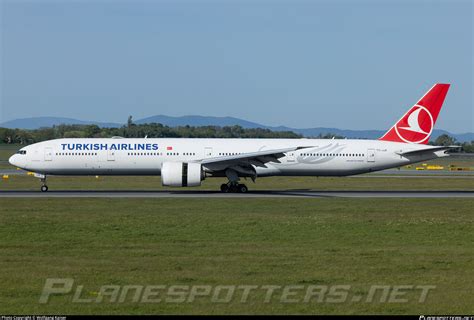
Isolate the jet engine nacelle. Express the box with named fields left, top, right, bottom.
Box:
left=161, top=162, right=204, bottom=187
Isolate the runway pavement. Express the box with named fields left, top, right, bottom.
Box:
left=0, top=190, right=473, bottom=198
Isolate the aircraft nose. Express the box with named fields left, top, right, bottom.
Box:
left=8, top=154, right=22, bottom=168
left=8, top=155, right=17, bottom=166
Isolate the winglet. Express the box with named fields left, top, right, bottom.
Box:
left=379, top=84, right=450, bottom=144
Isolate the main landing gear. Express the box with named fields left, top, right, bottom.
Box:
left=220, top=183, right=248, bottom=193
left=219, top=168, right=250, bottom=193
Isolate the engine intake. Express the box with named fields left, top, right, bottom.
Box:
left=161, top=162, right=204, bottom=187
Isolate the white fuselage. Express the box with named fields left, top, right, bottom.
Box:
left=9, top=138, right=447, bottom=177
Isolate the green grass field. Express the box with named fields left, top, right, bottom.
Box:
left=1, top=175, right=473, bottom=191
left=1, top=144, right=473, bottom=314
left=402, top=155, right=474, bottom=171
left=0, top=198, right=473, bottom=314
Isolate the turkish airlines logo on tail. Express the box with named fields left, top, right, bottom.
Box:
left=394, top=105, right=433, bottom=143
left=379, top=84, right=450, bottom=144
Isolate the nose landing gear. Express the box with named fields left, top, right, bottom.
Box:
left=37, top=175, right=48, bottom=192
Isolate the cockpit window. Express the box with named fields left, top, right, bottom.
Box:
left=16, top=150, right=27, bottom=155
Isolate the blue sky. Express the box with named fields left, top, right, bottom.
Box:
left=1, top=0, right=472, bottom=132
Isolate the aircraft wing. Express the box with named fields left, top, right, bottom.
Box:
left=194, top=146, right=311, bottom=176
left=395, top=145, right=461, bottom=156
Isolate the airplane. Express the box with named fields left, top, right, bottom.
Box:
left=9, top=83, right=457, bottom=193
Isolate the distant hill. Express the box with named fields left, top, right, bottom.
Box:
left=1, top=115, right=472, bottom=142
left=0, top=117, right=120, bottom=130
left=136, top=115, right=263, bottom=128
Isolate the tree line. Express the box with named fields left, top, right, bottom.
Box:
left=428, top=134, right=474, bottom=153
left=0, top=122, right=302, bottom=144
left=1, top=122, right=473, bottom=152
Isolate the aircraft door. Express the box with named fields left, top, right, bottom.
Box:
left=286, top=152, right=296, bottom=162
left=204, top=147, right=213, bottom=158
left=367, top=149, right=376, bottom=162
left=44, top=147, right=53, bottom=161
left=107, top=149, right=115, bottom=161
left=32, top=149, right=41, bottom=161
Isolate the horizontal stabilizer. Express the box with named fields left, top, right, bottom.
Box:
left=395, top=145, right=461, bottom=156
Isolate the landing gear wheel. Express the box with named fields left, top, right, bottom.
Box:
left=220, top=184, right=229, bottom=193
left=237, top=184, right=248, bottom=193
left=40, top=185, right=49, bottom=192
